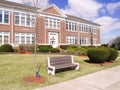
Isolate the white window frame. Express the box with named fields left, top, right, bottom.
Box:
left=66, top=36, right=77, bottom=45
left=14, top=12, right=35, bottom=27
left=66, top=20, right=77, bottom=32
left=44, top=17, right=60, bottom=29
left=0, top=10, right=10, bottom=25
left=0, top=32, right=10, bottom=45
left=14, top=33, right=35, bottom=45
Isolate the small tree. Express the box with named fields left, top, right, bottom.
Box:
left=110, top=36, right=120, bottom=50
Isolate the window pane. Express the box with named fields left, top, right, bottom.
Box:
left=15, top=36, right=19, bottom=44
left=21, top=14, right=25, bottom=25
left=4, top=36, right=8, bottom=44
left=21, top=36, right=25, bottom=44
left=27, top=37, right=30, bottom=44
left=32, top=37, right=35, bottom=44
left=0, top=10, right=2, bottom=23
left=15, top=13, right=19, bottom=24
left=26, top=14, right=30, bottom=26
left=4, top=11, right=9, bottom=23
left=31, top=15, right=35, bottom=26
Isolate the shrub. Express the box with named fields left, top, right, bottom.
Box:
left=87, top=48, right=109, bottom=63
left=77, top=48, right=87, bottom=56
left=50, top=48, right=60, bottom=53
left=38, top=46, right=49, bottom=53
left=0, top=44, right=14, bottom=52
left=37, top=45, right=52, bottom=52
left=107, top=48, right=118, bottom=61
left=60, top=45, right=70, bottom=50
left=19, top=44, right=35, bottom=52
left=66, top=47, right=78, bottom=54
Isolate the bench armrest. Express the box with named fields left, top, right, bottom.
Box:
left=47, top=57, right=55, bottom=75
left=71, top=55, right=80, bottom=70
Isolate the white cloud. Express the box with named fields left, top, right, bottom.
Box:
left=62, top=0, right=103, bottom=19
left=94, top=16, right=120, bottom=34
left=7, top=0, right=49, bottom=8
left=106, top=2, right=120, bottom=14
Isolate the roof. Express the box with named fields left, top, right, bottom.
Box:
left=0, top=0, right=38, bottom=11
left=0, top=0, right=100, bottom=26
left=41, top=4, right=67, bottom=18
left=66, top=14, right=101, bottom=26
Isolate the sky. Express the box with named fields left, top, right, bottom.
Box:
left=7, top=0, right=120, bottom=44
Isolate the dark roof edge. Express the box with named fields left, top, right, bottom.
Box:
left=0, top=0, right=38, bottom=10
left=66, top=14, right=101, bottom=26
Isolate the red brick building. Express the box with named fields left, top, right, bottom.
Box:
left=0, top=1, right=100, bottom=48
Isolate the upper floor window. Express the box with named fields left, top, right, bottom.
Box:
left=90, top=26, right=97, bottom=33
left=26, top=14, right=30, bottom=26
left=0, top=11, right=2, bottom=23
left=15, top=13, right=20, bottom=25
left=21, top=14, right=25, bottom=25
left=0, top=10, right=9, bottom=24
left=66, top=21, right=77, bottom=31
left=79, top=24, right=88, bottom=33
left=44, top=17, right=60, bottom=29
left=14, top=12, right=35, bottom=27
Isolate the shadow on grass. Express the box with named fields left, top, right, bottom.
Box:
left=84, top=59, right=104, bottom=66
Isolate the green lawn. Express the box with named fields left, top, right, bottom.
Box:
left=0, top=53, right=120, bottom=90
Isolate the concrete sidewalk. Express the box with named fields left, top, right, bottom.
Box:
left=35, top=65, right=120, bottom=90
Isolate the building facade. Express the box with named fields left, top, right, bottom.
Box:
left=0, top=1, right=101, bottom=48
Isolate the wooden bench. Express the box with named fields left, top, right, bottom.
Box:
left=47, top=55, right=79, bottom=75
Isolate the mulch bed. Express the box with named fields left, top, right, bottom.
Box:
left=22, top=75, right=45, bottom=83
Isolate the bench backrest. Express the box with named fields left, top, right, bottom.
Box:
left=49, top=56, right=72, bottom=66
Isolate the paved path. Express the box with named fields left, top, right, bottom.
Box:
left=35, top=65, right=120, bottom=90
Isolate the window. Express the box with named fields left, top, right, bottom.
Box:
left=79, top=24, right=88, bottom=33
left=66, top=36, right=77, bottom=45
left=90, top=26, right=97, bottom=33
left=80, top=37, right=88, bottom=46
left=14, top=12, right=35, bottom=26
left=26, top=14, right=30, bottom=26
left=0, top=10, right=2, bottom=23
left=44, top=17, right=60, bottom=29
left=14, top=33, right=35, bottom=44
left=0, top=32, right=10, bottom=45
left=93, top=38, right=97, bottom=45
left=66, top=21, right=77, bottom=31
left=21, top=14, right=25, bottom=25
left=31, top=15, right=35, bottom=26
left=0, top=10, right=9, bottom=24
left=4, top=11, right=9, bottom=23
left=15, top=36, right=19, bottom=44
left=15, top=13, right=20, bottom=25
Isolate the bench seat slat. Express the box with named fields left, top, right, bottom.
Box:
left=54, top=64, right=77, bottom=69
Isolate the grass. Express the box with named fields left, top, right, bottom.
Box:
left=0, top=53, right=120, bottom=90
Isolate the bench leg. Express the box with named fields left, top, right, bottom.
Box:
left=48, top=69, right=55, bottom=75
left=76, top=66, right=79, bottom=70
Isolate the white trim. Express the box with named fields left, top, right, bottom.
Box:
left=40, top=13, right=65, bottom=20
left=41, top=4, right=67, bottom=18
left=0, top=32, right=10, bottom=45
